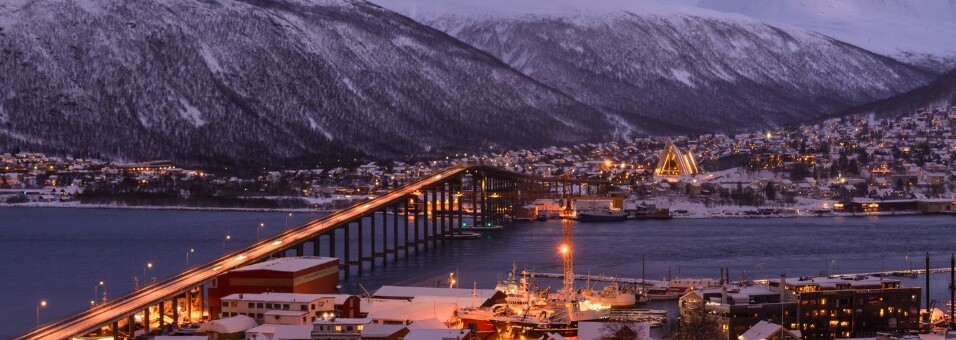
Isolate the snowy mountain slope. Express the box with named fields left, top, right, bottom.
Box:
left=0, top=0, right=613, bottom=168
left=695, top=0, right=956, bottom=71
left=836, top=68, right=956, bottom=119
left=375, top=0, right=937, bottom=134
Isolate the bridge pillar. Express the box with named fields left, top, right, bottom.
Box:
left=201, top=284, right=206, bottom=321
left=185, top=290, right=192, bottom=323
left=111, top=321, right=118, bottom=337
left=414, top=198, right=421, bottom=249
left=343, top=221, right=351, bottom=278
left=392, top=202, right=399, bottom=258
left=440, top=184, right=447, bottom=241
left=403, top=199, right=410, bottom=258
left=158, top=301, right=164, bottom=329
left=295, top=243, right=305, bottom=257
left=381, top=207, right=388, bottom=268
left=128, top=314, right=135, bottom=338
left=430, top=188, right=438, bottom=247
left=172, top=294, right=179, bottom=327
left=457, top=181, right=464, bottom=235
left=370, top=210, right=377, bottom=268
left=357, top=217, right=364, bottom=273
left=328, top=229, right=336, bottom=260
left=143, top=307, right=149, bottom=334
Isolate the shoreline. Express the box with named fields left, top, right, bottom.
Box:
left=1, top=202, right=949, bottom=219
left=0, top=202, right=335, bottom=213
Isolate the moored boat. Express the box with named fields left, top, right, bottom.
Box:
left=577, top=210, right=627, bottom=222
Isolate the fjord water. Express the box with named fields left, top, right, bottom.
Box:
left=2, top=208, right=955, bottom=337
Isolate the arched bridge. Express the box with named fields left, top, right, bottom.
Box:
left=20, top=165, right=609, bottom=339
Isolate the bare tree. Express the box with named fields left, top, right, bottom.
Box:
left=670, top=311, right=723, bottom=340
left=600, top=321, right=650, bottom=340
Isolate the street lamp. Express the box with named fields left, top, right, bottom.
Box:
left=36, top=300, right=46, bottom=327
left=186, top=248, right=195, bottom=266
left=94, top=281, right=105, bottom=305
left=223, top=235, right=231, bottom=253
left=257, top=223, right=265, bottom=240
left=285, top=213, right=292, bottom=229
left=144, top=262, right=153, bottom=285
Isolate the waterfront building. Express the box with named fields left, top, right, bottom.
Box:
left=312, top=318, right=372, bottom=340
left=679, top=284, right=797, bottom=340
left=767, top=276, right=921, bottom=339
left=219, top=292, right=361, bottom=324
left=209, top=257, right=341, bottom=317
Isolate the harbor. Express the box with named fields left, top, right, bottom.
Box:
left=6, top=207, right=956, bottom=338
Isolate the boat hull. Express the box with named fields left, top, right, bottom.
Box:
left=577, top=213, right=627, bottom=222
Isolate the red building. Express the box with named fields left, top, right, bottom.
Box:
left=208, top=256, right=340, bottom=317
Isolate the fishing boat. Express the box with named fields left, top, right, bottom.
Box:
left=577, top=210, right=627, bottom=222
left=644, top=286, right=683, bottom=300
left=466, top=225, right=504, bottom=231
left=580, top=281, right=637, bottom=309
left=458, top=304, right=509, bottom=338
left=446, top=231, right=482, bottom=240
left=490, top=305, right=607, bottom=339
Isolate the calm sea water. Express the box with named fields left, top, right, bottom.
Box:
left=1, top=208, right=955, bottom=337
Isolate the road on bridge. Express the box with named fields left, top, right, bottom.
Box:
left=20, top=165, right=503, bottom=339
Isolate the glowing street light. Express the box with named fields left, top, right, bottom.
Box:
left=285, top=213, right=292, bottom=229
left=94, top=281, right=105, bottom=305
left=36, top=300, right=46, bottom=327
left=257, top=223, right=265, bottom=240
left=186, top=248, right=195, bottom=266
left=144, top=262, right=153, bottom=285
left=223, top=235, right=231, bottom=253
left=560, top=244, right=570, bottom=254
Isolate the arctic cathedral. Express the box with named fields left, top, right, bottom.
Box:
left=654, top=140, right=700, bottom=182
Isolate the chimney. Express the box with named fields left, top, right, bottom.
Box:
left=780, top=274, right=787, bottom=302
left=721, top=285, right=728, bottom=305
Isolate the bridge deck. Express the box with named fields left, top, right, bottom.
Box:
left=21, top=165, right=603, bottom=339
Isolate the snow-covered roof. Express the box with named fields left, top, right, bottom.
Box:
left=222, top=292, right=330, bottom=303
left=232, top=256, right=337, bottom=273
left=738, top=320, right=800, bottom=340
left=372, top=286, right=498, bottom=301
left=361, top=324, right=408, bottom=337
left=405, top=328, right=470, bottom=340
left=197, top=315, right=258, bottom=333
left=364, top=300, right=457, bottom=324
left=245, top=324, right=312, bottom=340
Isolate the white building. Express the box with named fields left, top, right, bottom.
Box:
left=221, top=292, right=343, bottom=324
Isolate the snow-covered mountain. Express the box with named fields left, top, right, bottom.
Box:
left=0, top=0, right=612, bottom=167
left=838, top=68, right=956, bottom=119
left=695, top=0, right=956, bottom=72
left=375, top=0, right=936, bottom=134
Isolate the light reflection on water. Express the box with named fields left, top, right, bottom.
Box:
left=1, top=208, right=954, bottom=337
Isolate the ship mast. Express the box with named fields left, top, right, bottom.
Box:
left=561, top=219, right=574, bottom=299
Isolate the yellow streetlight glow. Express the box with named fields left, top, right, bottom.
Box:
left=560, top=245, right=569, bottom=254
left=40, top=300, right=47, bottom=307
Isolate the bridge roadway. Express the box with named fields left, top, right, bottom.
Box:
left=21, top=165, right=600, bottom=339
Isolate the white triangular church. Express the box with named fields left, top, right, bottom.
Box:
left=654, top=139, right=699, bottom=181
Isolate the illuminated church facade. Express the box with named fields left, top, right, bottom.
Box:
left=654, top=140, right=700, bottom=182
